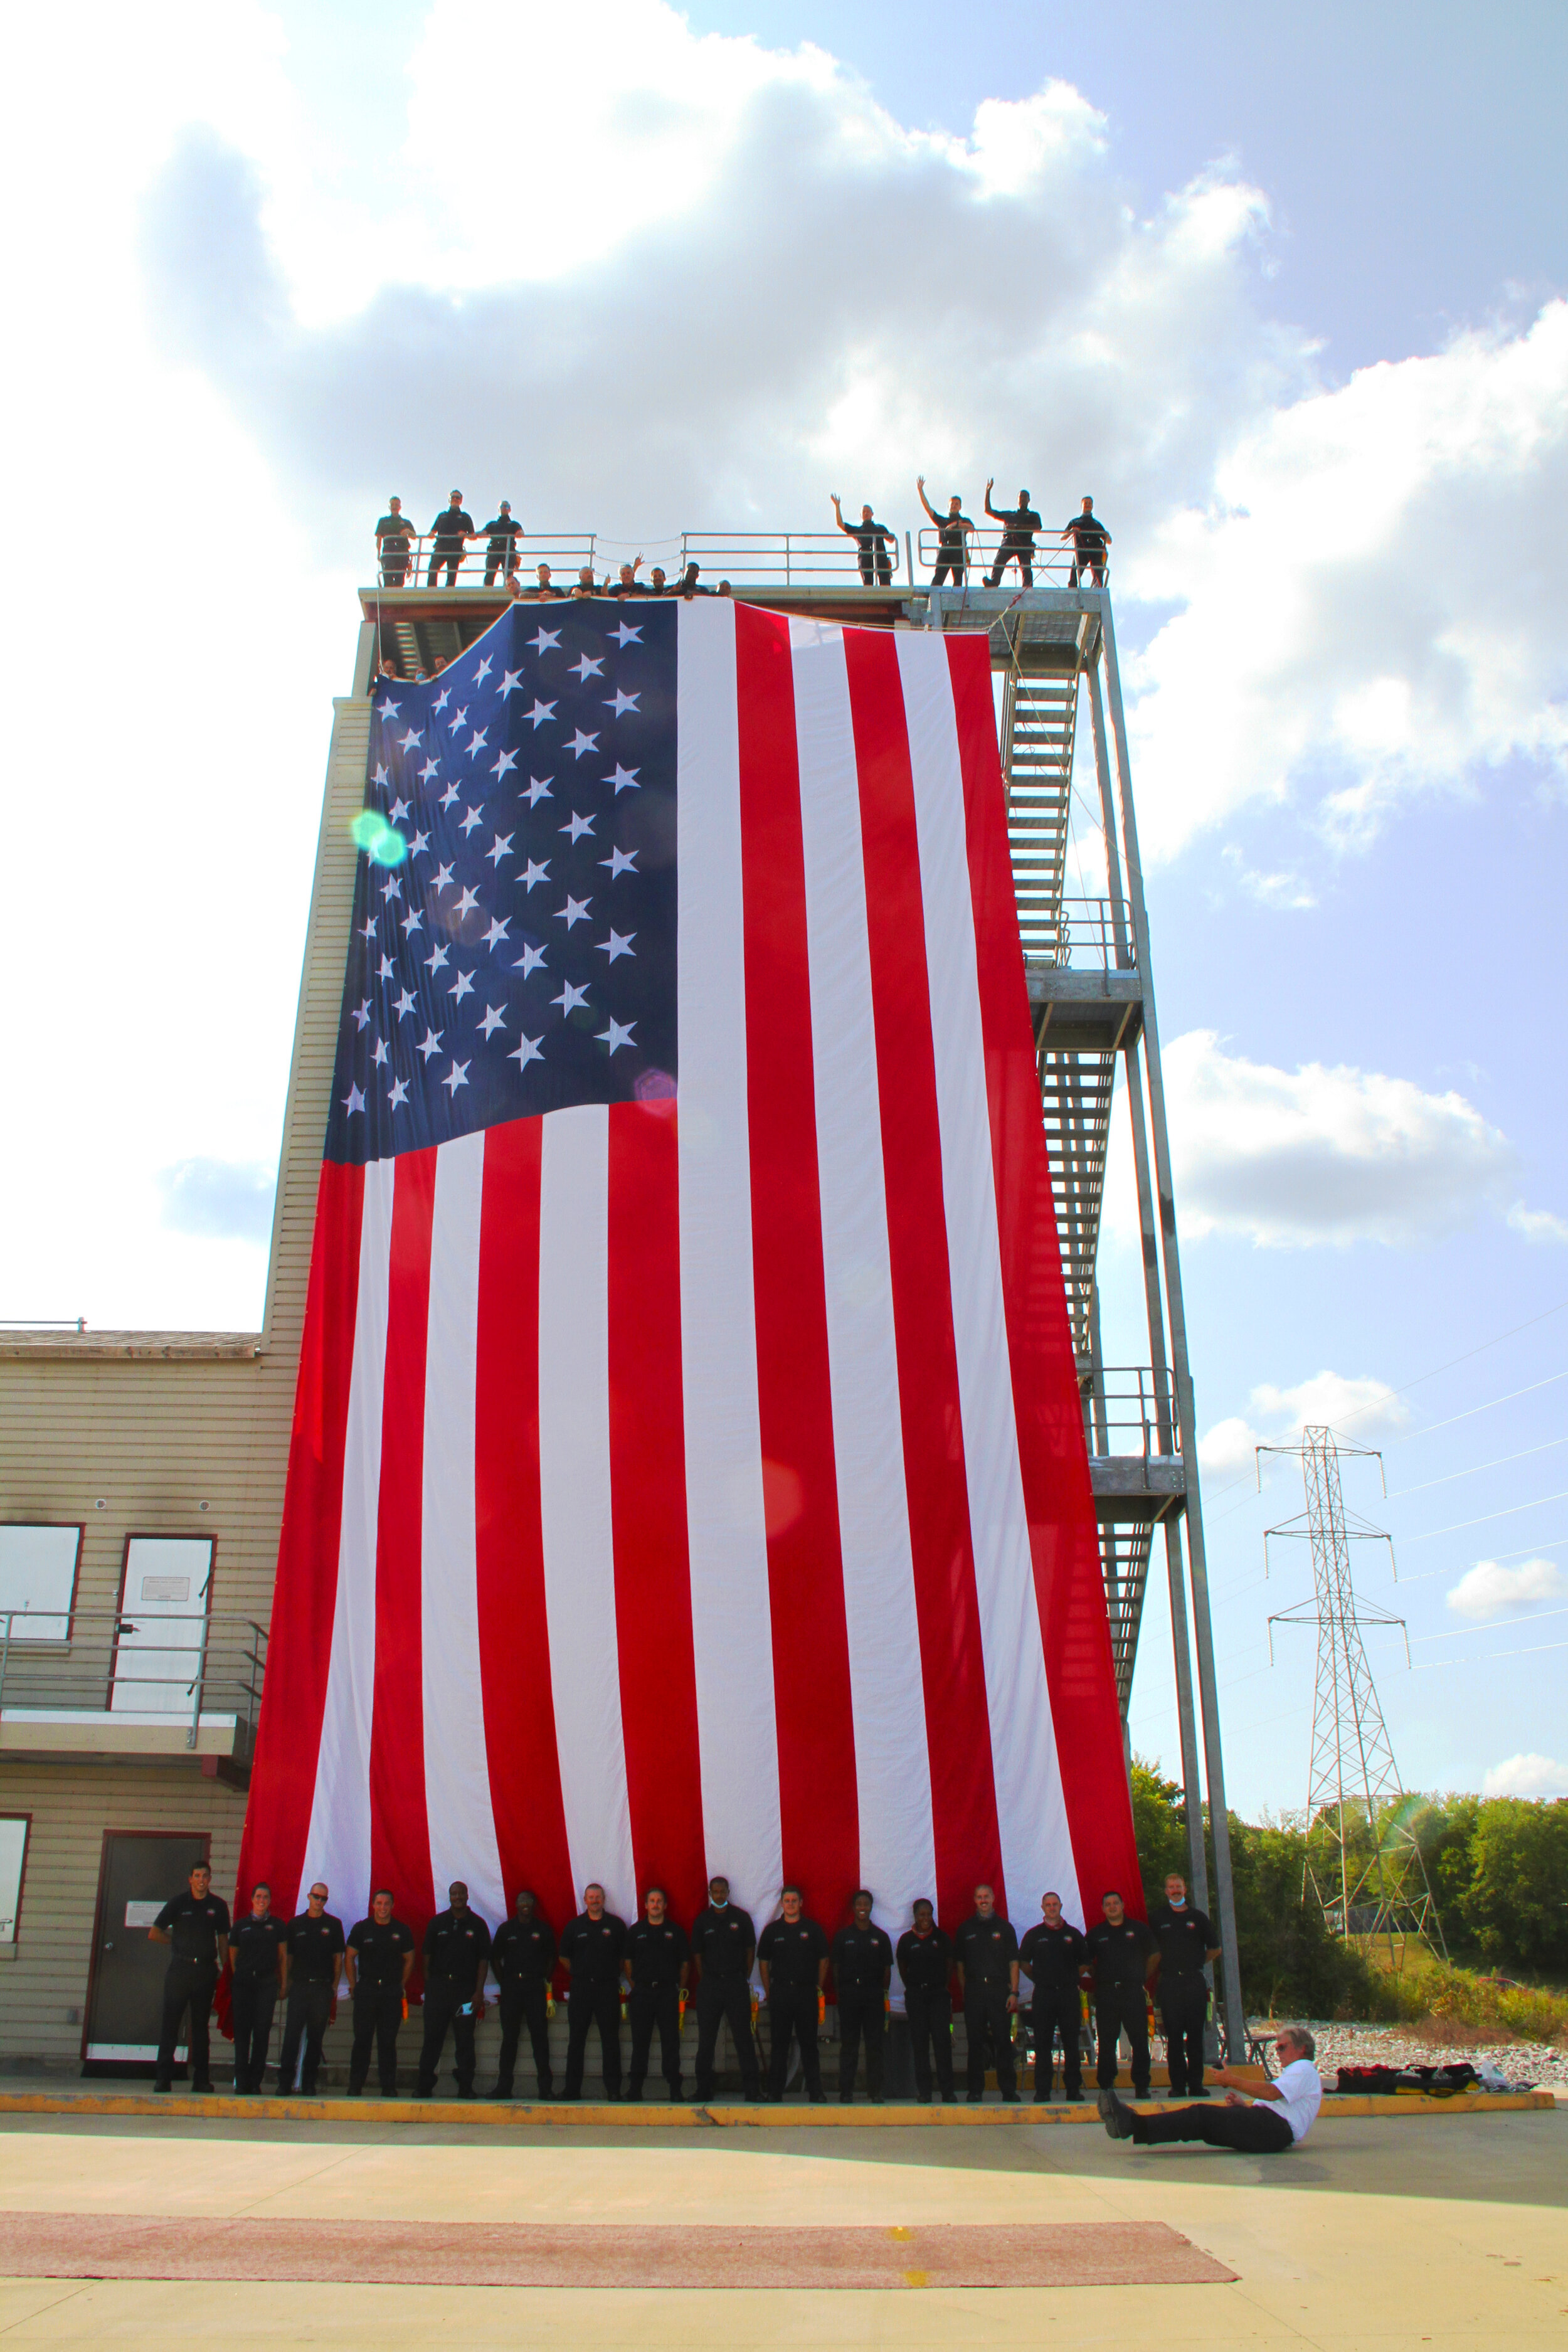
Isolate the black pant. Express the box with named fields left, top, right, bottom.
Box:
left=694, top=1978, right=760, bottom=2099
left=426, top=547, right=461, bottom=586
left=349, top=1984, right=404, bottom=2094
left=1067, top=553, right=1105, bottom=588
left=483, top=549, right=513, bottom=586
left=904, top=1988, right=955, bottom=2100
left=379, top=556, right=408, bottom=587
left=418, top=1978, right=477, bottom=2094
left=985, top=539, right=1034, bottom=588
left=855, top=546, right=893, bottom=586
left=1134, top=2100, right=1293, bottom=2153
left=931, top=558, right=968, bottom=587
left=156, top=1959, right=217, bottom=2087
left=230, top=1975, right=277, bottom=2092
left=766, top=1987, right=822, bottom=2099
left=627, top=1984, right=682, bottom=2095
left=495, top=1982, right=553, bottom=2096
left=964, top=1986, right=1016, bottom=2097
left=564, top=1983, right=622, bottom=2097
left=837, top=1989, right=885, bottom=2099
left=1096, top=1985, right=1151, bottom=2095
left=1160, top=1980, right=1208, bottom=2096
left=278, top=1979, right=334, bottom=2092
left=1030, top=1987, right=1083, bottom=2098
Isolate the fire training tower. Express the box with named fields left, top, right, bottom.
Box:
left=361, top=519, right=1249, bottom=2055
left=1260, top=1426, right=1444, bottom=1964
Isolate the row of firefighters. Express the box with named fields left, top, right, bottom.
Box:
left=149, top=1868, right=1219, bottom=2106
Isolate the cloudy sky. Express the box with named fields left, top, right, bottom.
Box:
left=4, top=0, right=1564, bottom=1816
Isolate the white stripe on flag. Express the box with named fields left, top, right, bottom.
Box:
left=420, top=1130, right=506, bottom=1928
left=894, top=631, right=1080, bottom=1920
left=789, top=617, right=935, bottom=1936
left=299, top=1155, right=395, bottom=1920
left=675, top=600, right=782, bottom=1931
left=537, top=1104, right=636, bottom=1922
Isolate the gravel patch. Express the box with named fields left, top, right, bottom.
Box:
left=1258, top=2020, right=1568, bottom=2092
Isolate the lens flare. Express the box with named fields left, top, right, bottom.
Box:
left=351, top=810, right=408, bottom=867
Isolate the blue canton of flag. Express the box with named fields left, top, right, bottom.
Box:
left=326, top=598, right=677, bottom=1165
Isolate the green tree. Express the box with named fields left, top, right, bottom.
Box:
left=1454, top=1799, right=1568, bottom=1973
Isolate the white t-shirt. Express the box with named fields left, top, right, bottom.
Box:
left=1256, top=2057, right=1324, bottom=2144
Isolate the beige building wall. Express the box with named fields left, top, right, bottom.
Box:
left=0, top=650, right=374, bottom=2069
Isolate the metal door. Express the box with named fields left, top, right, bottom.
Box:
left=83, top=1831, right=209, bottom=2072
left=110, top=1537, right=214, bottom=1713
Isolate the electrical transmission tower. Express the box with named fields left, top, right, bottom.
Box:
left=1258, top=1426, right=1445, bottom=1968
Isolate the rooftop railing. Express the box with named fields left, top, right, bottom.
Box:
left=676, top=531, right=908, bottom=585
left=0, top=1609, right=267, bottom=1752
left=915, top=527, right=1106, bottom=585
left=1046, top=896, right=1137, bottom=972
left=373, top=534, right=598, bottom=589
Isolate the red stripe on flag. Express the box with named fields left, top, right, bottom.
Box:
left=943, top=635, right=1142, bottom=1910
left=607, top=1100, right=707, bottom=1926
left=238, top=1159, right=364, bottom=1915
left=734, top=603, right=860, bottom=1918
left=474, top=1118, right=576, bottom=1933
left=368, top=1146, right=438, bottom=1928
left=841, top=626, right=1006, bottom=1927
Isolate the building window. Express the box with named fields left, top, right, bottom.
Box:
left=0, top=1816, right=29, bottom=1947
left=0, top=1525, right=83, bottom=1641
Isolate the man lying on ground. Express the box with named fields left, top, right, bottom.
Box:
left=1099, top=2026, right=1323, bottom=2154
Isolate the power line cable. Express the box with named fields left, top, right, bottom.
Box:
left=1399, top=1487, right=1568, bottom=1544
left=1389, top=1433, right=1568, bottom=1500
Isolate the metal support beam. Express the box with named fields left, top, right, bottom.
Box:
left=1098, top=603, right=1246, bottom=2059
left=1086, top=665, right=1208, bottom=1915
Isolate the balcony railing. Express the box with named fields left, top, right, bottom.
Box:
left=1081, top=1365, right=1179, bottom=1458
left=0, top=1609, right=267, bottom=1753
left=1046, top=896, right=1137, bottom=972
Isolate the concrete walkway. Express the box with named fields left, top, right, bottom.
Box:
left=0, top=2105, right=1560, bottom=2344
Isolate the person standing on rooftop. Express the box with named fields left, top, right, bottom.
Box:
left=1062, top=496, right=1111, bottom=587
left=375, top=497, right=413, bottom=586
left=917, top=477, right=974, bottom=586
left=427, top=490, right=475, bottom=587
left=983, top=482, right=1042, bottom=587
left=480, top=501, right=522, bottom=586
left=829, top=494, right=894, bottom=586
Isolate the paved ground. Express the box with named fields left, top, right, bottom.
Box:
left=0, top=2105, right=1561, bottom=2344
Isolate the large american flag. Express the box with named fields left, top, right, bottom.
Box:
left=240, top=596, right=1140, bottom=1951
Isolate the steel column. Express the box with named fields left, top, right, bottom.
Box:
left=1097, top=603, right=1246, bottom=2058
left=1085, top=664, right=1209, bottom=1914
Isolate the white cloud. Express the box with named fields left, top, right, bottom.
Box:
left=1199, top=1369, right=1409, bottom=1480
left=1161, top=1031, right=1515, bottom=1247
left=1508, top=1201, right=1568, bottom=1244
left=1125, top=302, right=1568, bottom=857
left=1482, top=1752, right=1568, bottom=1799
left=1446, top=1557, right=1565, bottom=1620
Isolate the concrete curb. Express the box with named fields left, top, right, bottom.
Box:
left=0, top=2090, right=1551, bottom=2126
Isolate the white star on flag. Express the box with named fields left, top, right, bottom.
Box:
left=568, top=729, right=600, bottom=759
left=443, top=1060, right=470, bottom=1094
left=605, top=690, right=640, bottom=716
left=598, top=1017, right=637, bottom=1053
left=478, top=1005, right=507, bottom=1039
left=607, top=765, right=640, bottom=793
left=509, top=1034, right=544, bottom=1071
left=556, top=894, right=592, bottom=928
left=527, top=699, right=557, bottom=729
left=563, top=811, right=595, bottom=842
left=598, top=929, right=635, bottom=963
left=514, top=942, right=548, bottom=976
left=417, top=1028, right=443, bottom=1062
left=529, top=627, right=561, bottom=653
left=553, top=979, right=591, bottom=1014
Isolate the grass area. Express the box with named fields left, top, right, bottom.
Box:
left=1359, top=1946, right=1568, bottom=2044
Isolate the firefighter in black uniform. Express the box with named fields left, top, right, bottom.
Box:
left=417, top=1880, right=490, bottom=2097
left=150, top=1860, right=230, bottom=2092
left=1084, top=1890, right=1157, bottom=2100
left=559, top=1882, right=628, bottom=2100
left=489, top=1888, right=557, bottom=2100
left=954, top=1883, right=1020, bottom=2102
left=831, top=1890, right=894, bottom=2104
left=278, top=1880, right=346, bottom=2094
left=691, top=1875, right=761, bottom=2101
left=1018, top=1890, right=1088, bottom=2101
left=895, top=1899, right=956, bottom=2103
left=623, top=1887, right=689, bottom=2102
left=226, top=1882, right=286, bottom=2094
left=345, top=1889, right=415, bottom=2096
left=1150, top=1872, right=1220, bottom=2097
left=757, top=1886, right=829, bottom=2102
